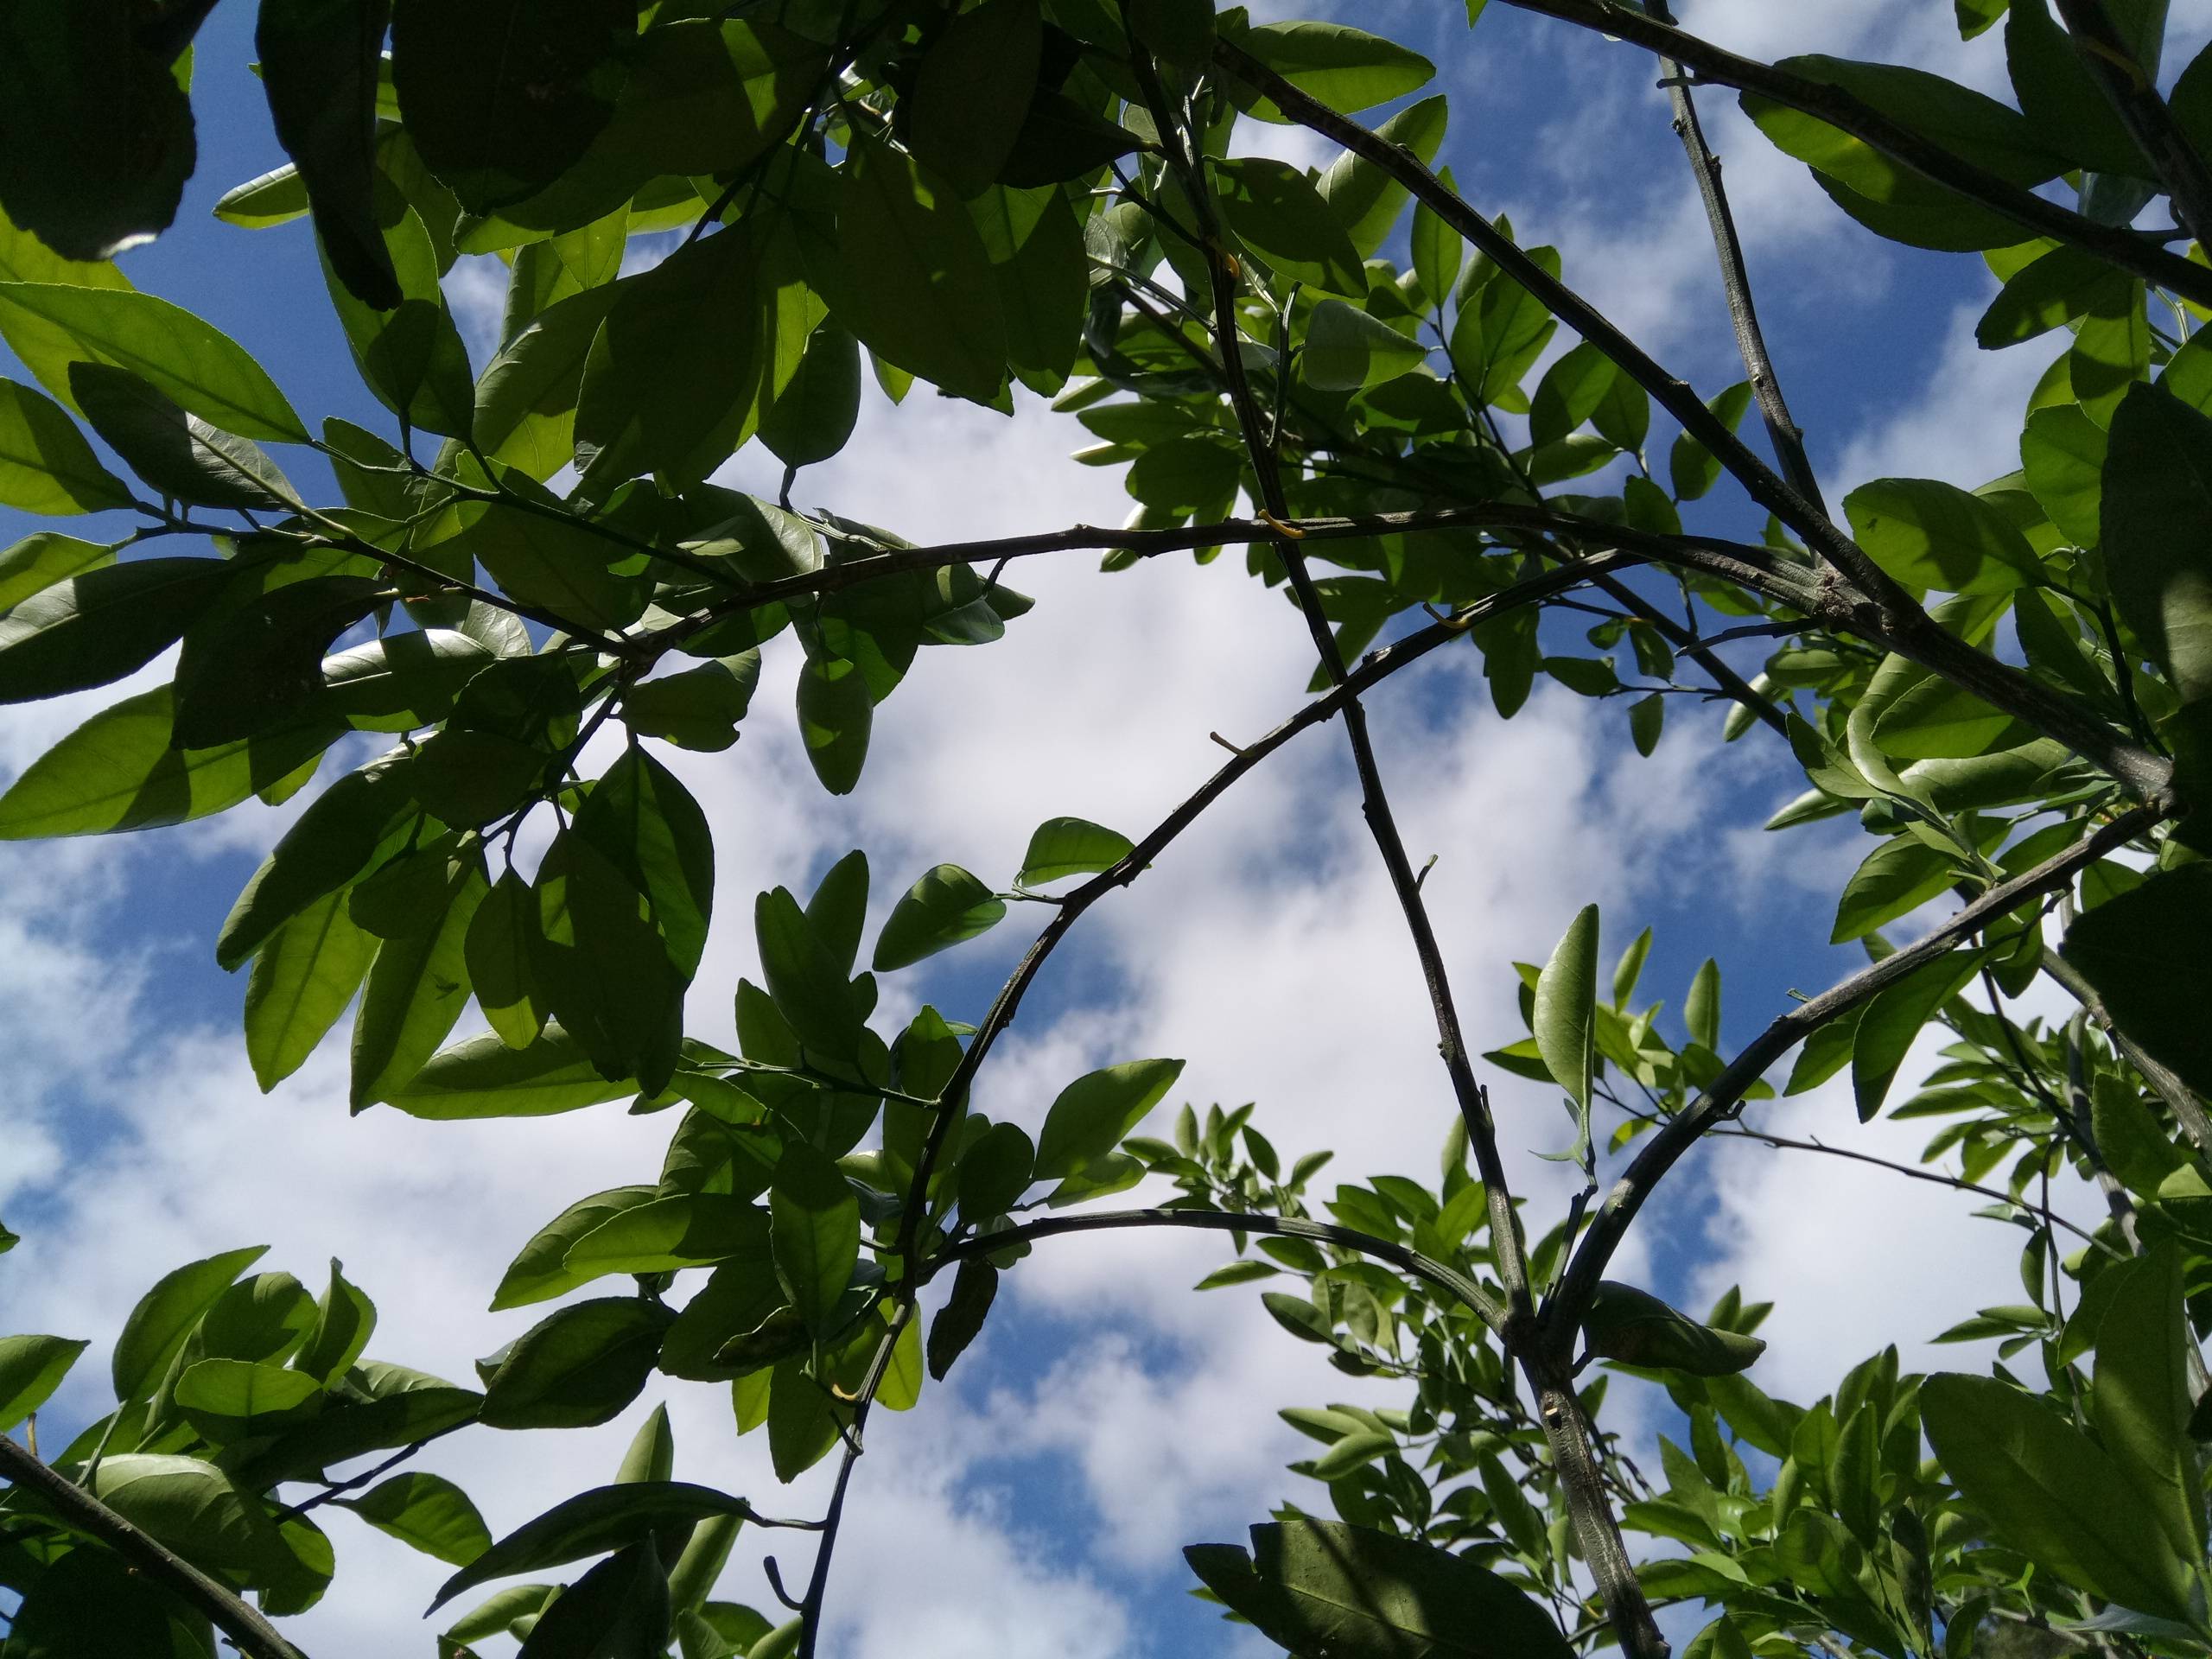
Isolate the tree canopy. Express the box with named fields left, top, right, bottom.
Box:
left=3, top=2, right=2212, bottom=1658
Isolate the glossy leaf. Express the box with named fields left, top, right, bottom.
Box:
left=0, top=282, right=307, bottom=441
left=257, top=0, right=400, bottom=309
left=1018, top=816, right=1133, bottom=885
left=769, top=1141, right=861, bottom=1335
left=1034, top=1058, right=1185, bottom=1180
left=480, top=1298, right=676, bottom=1431
left=0, top=377, right=131, bottom=514
left=2062, top=864, right=2212, bottom=1094
left=874, top=863, right=1007, bottom=971
left=339, top=1471, right=492, bottom=1567
left=1922, top=1372, right=2196, bottom=1618
left=1186, top=1516, right=1573, bottom=1659
left=1533, top=904, right=1598, bottom=1109
left=0, top=1333, right=89, bottom=1432
left=1583, top=1281, right=1766, bottom=1376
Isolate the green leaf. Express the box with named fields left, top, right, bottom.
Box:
left=174, top=573, right=390, bottom=750
left=256, top=0, right=402, bottom=310
left=0, top=531, right=116, bottom=610
left=1922, top=1372, right=2196, bottom=1618
left=91, top=1454, right=292, bottom=1584
left=1853, top=949, right=1983, bottom=1121
left=1033, top=1058, right=1185, bottom=1180
left=1212, top=157, right=1366, bottom=298
left=566, top=1194, right=770, bottom=1281
left=499, top=1540, right=670, bottom=1655
left=1832, top=836, right=1955, bottom=944
left=2020, top=403, right=2107, bottom=547
left=927, top=1259, right=998, bottom=1381
left=339, top=1471, right=492, bottom=1567
left=1319, top=96, right=1447, bottom=260
left=766, top=1352, right=843, bottom=1482
left=908, top=0, right=1041, bottom=194
left=380, top=1026, right=637, bottom=1119
left=1583, top=1281, right=1767, bottom=1376
left=2062, top=864, right=2212, bottom=1096
left=769, top=1141, right=861, bottom=1336
left=1018, top=816, right=1133, bottom=885
left=1238, top=22, right=1435, bottom=119
left=753, top=885, right=863, bottom=1058
left=760, top=321, right=863, bottom=467
left=0, top=557, right=230, bottom=706
left=1529, top=341, right=1618, bottom=448
left=1669, top=382, right=1751, bottom=502
left=1685, top=958, right=1721, bottom=1051
left=480, top=1298, right=676, bottom=1430
left=955, top=1122, right=1034, bottom=1219
left=2091, top=1247, right=2201, bottom=1563
left=471, top=282, right=623, bottom=480
left=833, top=133, right=1006, bottom=403
left=69, top=361, right=299, bottom=510
left=351, top=849, right=488, bottom=1110
left=245, top=888, right=379, bottom=1090
left=1185, top=1516, right=1573, bottom=1659
left=574, top=228, right=767, bottom=500
left=219, top=755, right=421, bottom=969
left=1302, top=300, right=1425, bottom=391
left=0, top=1333, right=88, bottom=1432
left=0, top=378, right=131, bottom=514
left=389, top=0, right=636, bottom=215
left=1534, top=904, right=1599, bottom=1114
left=429, top=1480, right=765, bottom=1612
left=1978, top=244, right=2131, bottom=349
left=467, top=869, right=548, bottom=1050
left=0, top=690, right=338, bottom=844
left=874, top=864, right=1007, bottom=971
left=3, top=1541, right=213, bottom=1658
left=494, top=1187, right=660, bottom=1311
left=292, top=1257, right=377, bottom=1388
left=2104, top=384, right=2212, bottom=702
left=795, top=655, right=873, bottom=796
left=574, top=745, right=715, bottom=978
left=111, top=1245, right=270, bottom=1403
left=173, top=1357, right=323, bottom=1443
left=2006, top=0, right=2152, bottom=175
left=0, top=11, right=196, bottom=265
left=0, top=282, right=307, bottom=441
left=321, top=180, right=474, bottom=438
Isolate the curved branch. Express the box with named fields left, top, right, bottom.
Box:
left=1543, top=799, right=2171, bottom=1353
left=1479, top=0, right=2212, bottom=308
left=0, top=1435, right=311, bottom=1659
left=931, top=1205, right=1508, bottom=1330
left=1645, top=0, right=1827, bottom=515
left=890, top=549, right=1646, bottom=1274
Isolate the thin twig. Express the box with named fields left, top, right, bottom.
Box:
left=0, top=1435, right=311, bottom=1659
left=1546, top=800, right=2171, bottom=1351
left=1645, top=0, right=1826, bottom=514
left=1705, top=1123, right=2123, bottom=1258
left=1475, top=0, right=2212, bottom=308
left=931, top=1206, right=1508, bottom=1330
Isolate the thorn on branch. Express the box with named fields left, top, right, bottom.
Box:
left=1209, top=731, right=1249, bottom=756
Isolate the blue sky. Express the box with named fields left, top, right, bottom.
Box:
left=0, top=1, right=2171, bottom=1653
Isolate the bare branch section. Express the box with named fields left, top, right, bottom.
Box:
left=1644, top=0, right=1826, bottom=516
left=934, top=1205, right=1509, bottom=1330
left=1544, top=800, right=2171, bottom=1351
left=1483, top=0, right=2212, bottom=308
left=0, top=1435, right=312, bottom=1659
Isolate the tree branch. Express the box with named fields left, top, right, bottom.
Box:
left=888, top=556, right=1647, bottom=1287
left=1474, top=0, right=2212, bottom=308
left=1136, top=32, right=1539, bottom=1329
left=1704, top=1122, right=2124, bottom=1258
left=1544, top=799, right=2171, bottom=1351
left=931, top=1205, right=1508, bottom=1330
left=2051, top=0, right=2212, bottom=251
left=1644, top=0, right=1827, bottom=515
left=0, top=1434, right=311, bottom=1659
